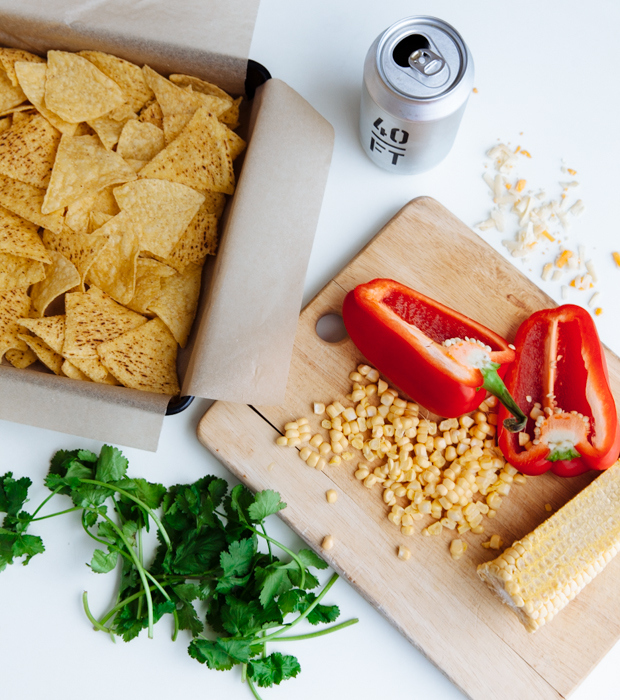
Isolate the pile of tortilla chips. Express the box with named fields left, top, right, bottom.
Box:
left=0, top=47, right=245, bottom=395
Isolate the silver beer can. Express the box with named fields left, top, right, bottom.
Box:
left=360, top=16, right=474, bottom=174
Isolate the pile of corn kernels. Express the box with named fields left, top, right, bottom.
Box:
left=276, top=363, right=527, bottom=560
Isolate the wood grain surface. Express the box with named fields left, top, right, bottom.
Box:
left=197, top=197, right=620, bottom=700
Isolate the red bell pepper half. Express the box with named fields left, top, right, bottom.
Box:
left=342, top=279, right=526, bottom=427
left=498, top=304, right=620, bottom=477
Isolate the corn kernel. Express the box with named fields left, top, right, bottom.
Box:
left=326, top=489, right=338, bottom=503
left=321, top=535, right=334, bottom=550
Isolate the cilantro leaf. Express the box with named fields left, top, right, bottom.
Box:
left=0, top=472, right=32, bottom=517
left=248, top=652, right=301, bottom=687
left=247, top=490, right=286, bottom=522
left=297, top=548, right=328, bottom=570
left=95, top=445, right=128, bottom=483
left=172, top=526, right=227, bottom=575
left=220, top=537, right=255, bottom=578
left=90, top=548, right=119, bottom=573
left=307, top=603, right=340, bottom=625
left=188, top=639, right=236, bottom=671
left=255, top=564, right=292, bottom=607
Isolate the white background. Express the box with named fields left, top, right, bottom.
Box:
left=2, top=1, right=620, bottom=699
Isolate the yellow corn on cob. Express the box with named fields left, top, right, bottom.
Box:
left=477, top=461, right=620, bottom=632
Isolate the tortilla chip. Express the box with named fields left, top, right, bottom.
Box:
left=0, top=288, right=31, bottom=358
left=223, top=123, right=246, bottom=160
left=148, top=263, right=202, bottom=348
left=113, top=179, right=204, bottom=258
left=18, top=333, right=63, bottom=375
left=85, top=211, right=140, bottom=304
left=169, top=74, right=232, bottom=101
left=65, top=185, right=120, bottom=233
left=97, top=317, right=180, bottom=395
left=61, top=358, right=91, bottom=381
left=78, top=51, right=153, bottom=113
left=0, top=117, right=10, bottom=133
left=44, top=51, right=125, bottom=123
left=30, top=251, right=81, bottom=316
left=116, top=120, right=165, bottom=162
left=5, top=345, right=37, bottom=368
left=0, top=252, right=45, bottom=290
left=0, top=68, right=26, bottom=113
left=142, top=65, right=206, bottom=144
left=0, top=104, right=34, bottom=118
left=63, top=354, right=118, bottom=383
left=140, top=108, right=235, bottom=194
left=41, top=229, right=109, bottom=289
left=0, top=113, right=61, bottom=188
left=126, top=258, right=175, bottom=315
left=13, top=62, right=78, bottom=136
left=159, top=204, right=218, bottom=272
left=0, top=174, right=65, bottom=233
left=17, top=314, right=65, bottom=353
left=87, top=102, right=137, bottom=150
left=63, top=285, right=146, bottom=358
left=89, top=211, right=114, bottom=232
left=218, top=96, right=242, bottom=129
left=0, top=205, right=52, bottom=263
left=138, top=98, right=163, bottom=129
left=42, top=134, right=137, bottom=214
left=0, top=49, right=45, bottom=87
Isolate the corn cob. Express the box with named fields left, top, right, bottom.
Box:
left=477, top=460, right=620, bottom=632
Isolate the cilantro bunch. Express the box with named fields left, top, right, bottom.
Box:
left=0, top=446, right=357, bottom=699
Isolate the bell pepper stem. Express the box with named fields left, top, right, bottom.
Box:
left=480, top=365, right=528, bottom=433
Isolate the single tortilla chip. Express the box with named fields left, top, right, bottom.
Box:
left=0, top=104, right=34, bottom=119
left=126, top=258, right=175, bottom=315
left=138, top=99, right=163, bottom=130
left=85, top=211, right=140, bottom=304
left=78, top=51, right=153, bottom=113
left=169, top=73, right=232, bottom=102
left=87, top=102, right=137, bottom=150
left=14, top=61, right=78, bottom=135
left=159, top=205, right=218, bottom=272
left=0, top=117, right=10, bottom=133
left=218, top=96, right=242, bottom=129
left=89, top=211, right=114, bottom=232
left=0, top=205, right=52, bottom=263
left=148, top=262, right=202, bottom=348
left=113, top=179, right=204, bottom=258
left=17, top=314, right=65, bottom=353
left=42, top=134, right=137, bottom=214
left=0, top=68, right=26, bottom=113
left=0, top=174, right=65, bottom=233
left=5, top=345, right=37, bottom=368
left=42, top=228, right=110, bottom=288
left=65, top=185, right=120, bottom=233
left=140, top=108, right=235, bottom=194
left=116, top=120, right=165, bottom=162
left=223, top=123, right=246, bottom=160
left=61, top=358, right=90, bottom=381
left=0, top=49, right=45, bottom=87
left=44, top=51, right=125, bottom=123
left=0, top=252, right=45, bottom=290
left=63, top=285, right=146, bottom=358
left=0, top=113, right=61, bottom=188
left=0, top=288, right=31, bottom=358
left=30, top=251, right=81, bottom=316
left=142, top=65, right=206, bottom=144
left=18, top=333, right=63, bottom=375
left=97, top=317, right=180, bottom=395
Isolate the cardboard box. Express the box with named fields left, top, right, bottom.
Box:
left=0, top=0, right=335, bottom=450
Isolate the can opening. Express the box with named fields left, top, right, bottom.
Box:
left=392, top=34, right=430, bottom=67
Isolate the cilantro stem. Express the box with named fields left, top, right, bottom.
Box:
left=246, top=674, right=264, bottom=700
left=97, top=511, right=155, bottom=639
left=29, top=505, right=82, bottom=522
left=82, top=591, right=116, bottom=642
left=261, top=524, right=273, bottom=561
left=30, top=484, right=64, bottom=519
left=245, top=524, right=305, bottom=590
left=79, top=479, right=171, bottom=548
left=269, top=617, right=359, bottom=641
left=259, top=572, right=339, bottom=643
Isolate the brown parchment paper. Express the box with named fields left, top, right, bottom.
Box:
left=183, top=79, right=335, bottom=405
left=0, top=0, right=259, bottom=94
left=0, top=1, right=335, bottom=450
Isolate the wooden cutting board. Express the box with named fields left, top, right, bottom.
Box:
left=197, top=197, right=620, bottom=700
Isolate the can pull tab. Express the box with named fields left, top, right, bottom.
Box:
left=408, top=48, right=445, bottom=76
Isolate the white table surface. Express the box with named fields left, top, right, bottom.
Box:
left=2, top=1, right=620, bottom=699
